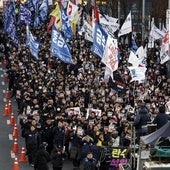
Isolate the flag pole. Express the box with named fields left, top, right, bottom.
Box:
left=167, top=0, right=170, bottom=78
left=142, top=0, right=145, bottom=42
left=118, top=0, right=120, bottom=25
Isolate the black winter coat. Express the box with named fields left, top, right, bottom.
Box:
left=134, top=108, right=151, bottom=131
left=34, top=149, right=51, bottom=170
left=52, top=126, right=65, bottom=147
left=23, top=130, right=41, bottom=154
left=153, top=113, right=170, bottom=129
left=51, top=149, right=64, bottom=168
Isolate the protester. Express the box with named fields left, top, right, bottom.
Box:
left=69, top=126, right=83, bottom=169
left=133, top=103, right=151, bottom=144
left=41, top=116, right=54, bottom=154
left=51, top=145, right=65, bottom=170
left=152, top=104, right=170, bottom=129
left=82, top=152, right=99, bottom=170
left=22, top=125, right=42, bottom=166
left=34, top=143, right=51, bottom=170
left=52, top=119, right=65, bottom=148
left=1, top=1, right=170, bottom=169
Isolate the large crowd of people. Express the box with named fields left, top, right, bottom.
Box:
left=0, top=2, right=170, bottom=170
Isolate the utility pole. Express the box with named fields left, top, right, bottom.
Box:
left=142, top=0, right=145, bottom=42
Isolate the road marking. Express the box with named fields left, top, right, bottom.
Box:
left=11, top=151, right=15, bottom=158
left=9, top=134, right=13, bottom=140
left=2, top=81, right=5, bottom=85
left=3, top=89, right=5, bottom=93
left=3, top=98, right=7, bottom=102
left=7, top=120, right=10, bottom=125
left=1, top=74, right=3, bottom=77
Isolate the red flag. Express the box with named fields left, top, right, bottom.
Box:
left=93, top=6, right=99, bottom=23
left=163, top=31, right=169, bottom=44
left=47, top=16, right=55, bottom=32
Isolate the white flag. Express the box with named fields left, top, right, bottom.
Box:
left=104, top=66, right=113, bottom=83
left=128, top=66, right=147, bottom=82
left=128, top=51, right=140, bottom=67
left=160, top=31, right=170, bottom=64
left=83, top=20, right=93, bottom=42
left=102, top=35, right=118, bottom=72
left=148, top=35, right=155, bottom=48
left=101, top=23, right=119, bottom=37
left=48, top=0, right=53, bottom=6
left=118, top=11, right=132, bottom=37
left=162, top=25, right=167, bottom=33
left=150, top=24, right=164, bottom=40
left=135, top=46, right=147, bottom=67
left=99, top=14, right=119, bottom=36
left=74, top=0, right=80, bottom=5
left=67, top=1, right=79, bottom=22
left=99, top=14, right=118, bottom=25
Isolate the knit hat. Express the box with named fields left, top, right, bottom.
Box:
left=39, top=144, right=46, bottom=150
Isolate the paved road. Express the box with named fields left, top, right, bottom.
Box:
left=0, top=63, right=75, bottom=170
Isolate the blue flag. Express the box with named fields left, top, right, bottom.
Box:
left=32, top=0, right=42, bottom=10
left=131, top=36, right=138, bottom=53
left=34, top=14, right=40, bottom=28
left=39, top=0, right=48, bottom=22
left=61, top=6, right=73, bottom=40
left=26, top=0, right=34, bottom=11
left=19, top=4, right=32, bottom=25
left=26, top=25, right=40, bottom=59
left=7, top=22, right=20, bottom=46
left=4, top=2, right=15, bottom=31
left=92, top=22, right=108, bottom=58
left=50, top=26, right=73, bottom=64
left=32, top=0, right=41, bottom=27
left=4, top=2, right=19, bottom=47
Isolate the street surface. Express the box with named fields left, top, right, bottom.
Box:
left=0, top=62, right=74, bottom=170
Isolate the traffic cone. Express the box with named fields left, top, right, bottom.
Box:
left=10, top=113, right=15, bottom=126
left=12, top=138, right=19, bottom=154
left=4, top=88, right=10, bottom=99
left=19, top=147, right=27, bottom=163
left=3, top=104, right=9, bottom=116
left=3, top=73, right=9, bottom=83
left=13, top=157, right=20, bottom=170
left=13, top=124, right=19, bottom=137
left=8, top=100, right=12, bottom=113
